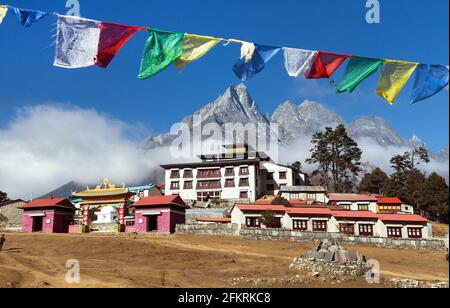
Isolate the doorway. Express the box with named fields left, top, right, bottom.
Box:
left=147, top=216, right=158, bottom=232
left=32, top=217, right=43, bottom=232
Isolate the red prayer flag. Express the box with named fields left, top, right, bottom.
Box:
left=305, top=51, right=352, bottom=79
left=96, top=22, right=148, bottom=68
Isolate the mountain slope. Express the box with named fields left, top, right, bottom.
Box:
left=143, top=84, right=448, bottom=163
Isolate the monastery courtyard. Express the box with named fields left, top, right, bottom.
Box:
left=0, top=233, right=448, bottom=288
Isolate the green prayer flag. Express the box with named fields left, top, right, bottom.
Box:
left=138, top=30, right=184, bottom=80
left=337, top=57, right=383, bottom=93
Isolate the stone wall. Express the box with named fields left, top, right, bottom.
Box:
left=176, top=224, right=447, bottom=251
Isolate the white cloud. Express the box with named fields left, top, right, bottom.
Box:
left=0, top=104, right=167, bottom=199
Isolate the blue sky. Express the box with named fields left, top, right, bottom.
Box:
left=0, top=0, right=449, bottom=151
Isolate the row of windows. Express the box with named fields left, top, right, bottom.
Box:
left=266, top=171, right=287, bottom=181
left=245, top=220, right=424, bottom=239
left=170, top=167, right=250, bottom=179
left=198, top=191, right=249, bottom=202
left=170, top=178, right=250, bottom=190
left=340, top=204, right=370, bottom=211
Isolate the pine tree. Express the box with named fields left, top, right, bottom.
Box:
left=359, top=167, right=389, bottom=195
left=418, top=173, right=449, bottom=223
left=307, top=125, right=362, bottom=193
left=0, top=191, right=8, bottom=203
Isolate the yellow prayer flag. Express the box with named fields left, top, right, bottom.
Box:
left=0, top=5, right=8, bottom=24
left=174, top=34, right=221, bottom=69
left=376, top=60, right=419, bottom=104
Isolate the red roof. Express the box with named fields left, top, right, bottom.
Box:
left=378, top=214, right=428, bottom=223
left=196, top=217, right=231, bottom=223
left=19, top=198, right=75, bottom=211
left=287, top=207, right=332, bottom=216
left=236, top=204, right=290, bottom=212
left=377, top=197, right=402, bottom=204
left=134, top=195, right=188, bottom=209
left=328, top=194, right=377, bottom=202
left=331, top=211, right=379, bottom=219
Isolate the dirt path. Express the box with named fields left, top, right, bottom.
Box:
left=0, top=233, right=448, bottom=288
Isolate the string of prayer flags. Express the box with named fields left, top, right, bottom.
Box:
left=0, top=5, right=8, bottom=24
left=337, top=57, right=384, bottom=93
left=2, top=3, right=449, bottom=105
left=8, top=6, right=50, bottom=28
left=174, top=34, right=221, bottom=69
left=138, top=30, right=184, bottom=80
left=376, top=60, right=419, bottom=104
left=54, top=16, right=101, bottom=68
left=283, top=48, right=317, bottom=78
left=410, top=64, right=449, bottom=104
left=233, top=43, right=281, bottom=81
left=96, top=22, right=147, bottom=68
left=306, top=51, right=352, bottom=79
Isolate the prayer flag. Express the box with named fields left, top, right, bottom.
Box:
left=337, top=57, right=383, bottom=93
left=410, top=64, right=449, bottom=104
left=283, top=48, right=317, bottom=78
left=138, top=30, right=184, bottom=80
left=0, top=5, right=8, bottom=24
left=376, top=60, right=418, bottom=104
left=233, top=44, right=281, bottom=81
left=174, top=34, right=221, bottom=69
left=9, top=6, right=50, bottom=28
left=306, top=51, right=352, bottom=79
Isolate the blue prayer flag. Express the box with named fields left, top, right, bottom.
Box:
left=8, top=6, right=50, bottom=28
left=411, top=64, right=449, bottom=104
left=233, top=44, right=281, bottom=81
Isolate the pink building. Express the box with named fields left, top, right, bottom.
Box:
left=127, top=195, right=188, bottom=234
left=20, top=198, right=76, bottom=233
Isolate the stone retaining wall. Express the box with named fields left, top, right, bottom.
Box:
left=176, top=224, right=447, bottom=251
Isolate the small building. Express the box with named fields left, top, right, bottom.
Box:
left=280, top=186, right=327, bottom=204
left=127, top=195, right=189, bottom=234
left=327, top=194, right=378, bottom=212
left=128, top=184, right=164, bottom=203
left=19, top=198, right=76, bottom=233
left=376, top=197, right=403, bottom=214
left=230, top=202, right=432, bottom=239
left=0, top=199, right=26, bottom=230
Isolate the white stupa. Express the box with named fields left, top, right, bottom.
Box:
left=93, top=206, right=119, bottom=224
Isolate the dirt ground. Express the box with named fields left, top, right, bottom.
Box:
left=432, top=223, right=449, bottom=237
left=0, top=233, right=448, bottom=288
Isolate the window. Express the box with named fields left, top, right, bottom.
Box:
left=358, top=204, right=369, bottom=211
left=339, top=224, right=355, bottom=235
left=359, top=224, right=374, bottom=237
left=408, top=227, right=423, bottom=239
left=225, top=168, right=235, bottom=177
left=307, top=193, right=316, bottom=201
left=240, top=191, right=249, bottom=199
left=387, top=227, right=402, bottom=238
left=293, top=220, right=308, bottom=231
left=279, top=171, right=287, bottom=180
left=225, top=179, right=235, bottom=188
left=197, top=191, right=220, bottom=202
left=290, top=193, right=300, bottom=200
left=246, top=217, right=260, bottom=228
left=184, top=181, right=193, bottom=190
left=197, top=169, right=221, bottom=178
left=183, top=170, right=193, bottom=179
left=197, top=180, right=221, bottom=190
left=240, top=167, right=249, bottom=175
left=312, top=221, right=327, bottom=232
left=170, top=170, right=180, bottom=179
left=239, top=178, right=250, bottom=187
left=341, top=204, right=351, bottom=210
left=379, top=205, right=401, bottom=213
left=171, top=182, right=180, bottom=190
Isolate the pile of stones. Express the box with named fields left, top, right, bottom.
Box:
left=290, top=239, right=370, bottom=278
